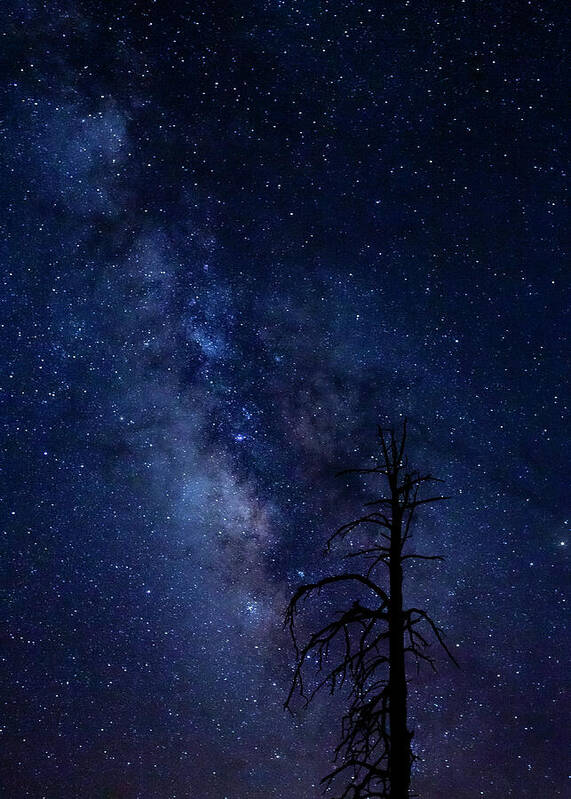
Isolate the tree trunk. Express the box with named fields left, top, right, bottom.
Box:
left=389, top=510, right=411, bottom=799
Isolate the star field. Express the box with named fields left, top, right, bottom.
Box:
left=1, top=1, right=568, bottom=797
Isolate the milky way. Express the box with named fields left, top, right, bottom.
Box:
left=2, top=2, right=568, bottom=797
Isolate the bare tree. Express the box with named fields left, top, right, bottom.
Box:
left=285, top=420, right=458, bottom=799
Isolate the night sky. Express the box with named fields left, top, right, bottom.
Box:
left=2, top=1, right=568, bottom=797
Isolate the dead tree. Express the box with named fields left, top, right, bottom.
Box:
left=285, top=420, right=458, bottom=799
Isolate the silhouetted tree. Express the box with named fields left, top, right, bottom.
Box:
left=285, top=420, right=458, bottom=799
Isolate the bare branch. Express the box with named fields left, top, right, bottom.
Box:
left=286, top=574, right=390, bottom=612
left=328, top=513, right=393, bottom=550
left=404, top=608, right=460, bottom=668
left=397, top=473, right=445, bottom=493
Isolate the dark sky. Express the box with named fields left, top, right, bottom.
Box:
left=2, top=1, right=568, bottom=797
